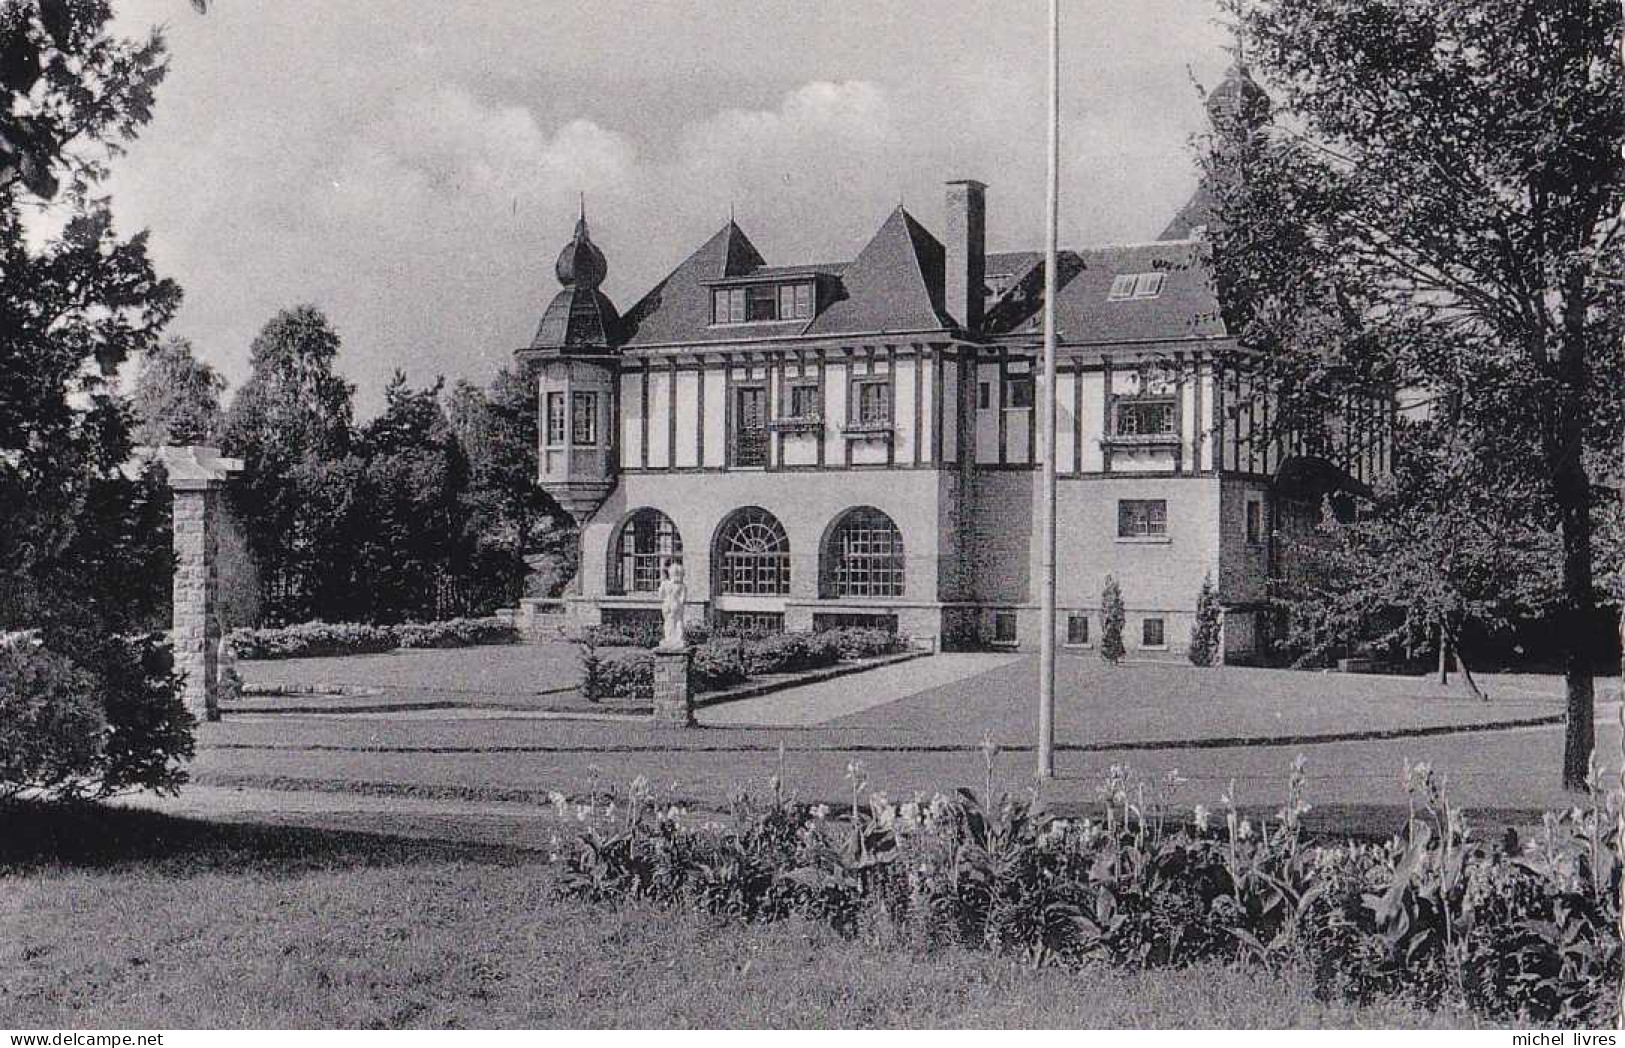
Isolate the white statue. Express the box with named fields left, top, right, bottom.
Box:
left=657, top=559, right=688, bottom=650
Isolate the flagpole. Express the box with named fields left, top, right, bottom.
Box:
left=1038, top=0, right=1060, bottom=779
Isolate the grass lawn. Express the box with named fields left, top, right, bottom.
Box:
left=234, top=642, right=586, bottom=704
left=1, top=804, right=1472, bottom=1029
left=832, top=654, right=1565, bottom=744
left=192, top=652, right=1608, bottom=841
left=186, top=717, right=1619, bottom=844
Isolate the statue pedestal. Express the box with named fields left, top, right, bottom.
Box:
left=651, top=646, right=695, bottom=728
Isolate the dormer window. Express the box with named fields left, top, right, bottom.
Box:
left=711, top=282, right=815, bottom=325
left=1107, top=272, right=1165, bottom=301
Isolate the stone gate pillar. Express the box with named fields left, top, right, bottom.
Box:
left=153, top=447, right=243, bottom=722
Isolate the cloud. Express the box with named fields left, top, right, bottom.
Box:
left=102, top=1, right=1235, bottom=415
left=324, top=87, right=636, bottom=226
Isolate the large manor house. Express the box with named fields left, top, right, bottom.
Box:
left=517, top=66, right=1391, bottom=661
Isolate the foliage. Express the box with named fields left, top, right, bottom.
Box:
left=0, top=632, right=103, bottom=798
left=551, top=757, right=1623, bottom=1026
left=448, top=366, right=569, bottom=603
left=131, top=336, right=225, bottom=446
left=589, top=649, right=655, bottom=700
left=0, top=0, right=202, bottom=799
left=225, top=617, right=517, bottom=661
left=224, top=328, right=565, bottom=625
left=354, top=373, right=471, bottom=623
left=221, top=305, right=359, bottom=624
left=579, top=627, right=905, bottom=699
left=1100, top=576, right=1126, bottom=664
left=393, top=617, right=518, bottom=650
left=1189, top=573, right=1223, bottom=667
left=1203, top=0, right=1625, bottom=787
left=0, top=628, right=190, bottom=801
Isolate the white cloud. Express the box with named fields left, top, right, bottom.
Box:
left=674, top=80, right=892, bottom=182
left=326, top=86, right=636, bottom=222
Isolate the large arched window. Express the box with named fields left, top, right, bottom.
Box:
left=825, top=507, right=905, bottom=598
left=610, top=509, right=682, bottom=595
left=714, top=508, right=791, bottom=595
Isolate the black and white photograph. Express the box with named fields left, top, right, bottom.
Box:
left=3, top=0, right=1625, bottom=1034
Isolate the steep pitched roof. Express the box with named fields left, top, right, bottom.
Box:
left=618, top=208, right=954, bottom=349
left=803, top=206, right=952, bottom=337
left=1158, top=181, right=1216, bottom=241
left=994, top=240, right=1228, bottom=346
left=619, top=222, right=779, bottom=347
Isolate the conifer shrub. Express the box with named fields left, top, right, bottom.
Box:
left=1188, top=573, right=1223, bottom=667
left=1100, top=576, right=1127, bottom=664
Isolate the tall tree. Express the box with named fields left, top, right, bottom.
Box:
left=131, top=336, right=225, bottom=446
left=1206, top=0, right=1625, bottom=789
left=0, top=0, right=201, bottom=796
left=221, top=305, right=357, bottom=623
left=448, top=364, right=565, bottom=593
left=358, top=372, right=469, bottom=622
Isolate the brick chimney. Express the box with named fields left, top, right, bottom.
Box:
left=943, top=179, right=987, bottom=334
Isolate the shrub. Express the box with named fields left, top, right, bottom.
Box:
left=591, top=649, right=655, bottom=699
left=227, top=622, right=397, bottom=660
left=0, top=631, right=191, bottom=801
left=1100, top=576, right=1126, bottom=664
left=394, top=617, right=519, bottom=649
left=0, top=633, right=106, bottom=800
left=1188, top=573, right=1222, bottom=667
left=826, top=627, right=904, bottom=660
left=227, top=617, right=517, bottom=659
left=580, top=621, right=661, bottom=650
left=691, top=640, right=748, bottom=692
left=575, top=626, right=902, bottom=698
left=743, top=633, right=822, bottom=675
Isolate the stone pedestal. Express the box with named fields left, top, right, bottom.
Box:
left=651, top=646, right=695, bottom=728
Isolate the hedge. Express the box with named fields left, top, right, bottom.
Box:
left=228, top=617, right=519, bottom=660
left=582, top=626, right=905, bottom=700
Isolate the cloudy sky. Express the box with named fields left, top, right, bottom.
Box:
left=108, top=0, right=1234, bottom=415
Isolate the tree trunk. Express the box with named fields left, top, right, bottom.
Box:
left=1437, top=623, right=1449, bottom=685
left=1442, top=620, right=1485, bottom=701
left=1556, top=459, right=1597, bottom=792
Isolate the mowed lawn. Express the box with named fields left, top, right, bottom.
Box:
left=831, top=653, right=1567, bottom=744
left=1, top=806, right=1470, bottom=1030
left=235, top=642, right=586, bottom=704
left=184, top=663, right=1613, bottom=844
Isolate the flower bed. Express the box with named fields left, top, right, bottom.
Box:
left=548, top=756, right=1621, bottom=1025
left=228, top=617, right=519, bottom=660
left=577, top=627, right=905, bottom=701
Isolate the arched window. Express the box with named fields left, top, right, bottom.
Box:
left=611, top=509, right=682, bottom=595
left=826, top=507, right=905, bottom=598
left=714, top=508, right=791, bottom=595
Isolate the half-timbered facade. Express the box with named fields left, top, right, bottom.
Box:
left=516, top=67, right=1391, bottom=660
